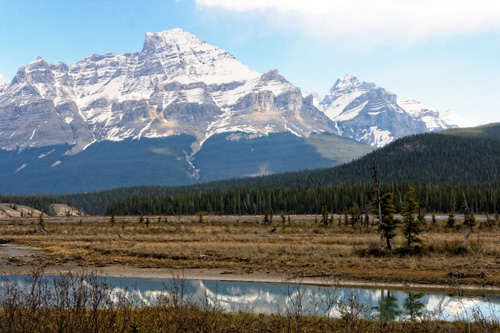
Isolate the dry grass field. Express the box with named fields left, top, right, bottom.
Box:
left=1, top=215, right=499, bottom=288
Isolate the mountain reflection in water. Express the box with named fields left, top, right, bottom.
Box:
left=1, top=275, right=499, bottom=322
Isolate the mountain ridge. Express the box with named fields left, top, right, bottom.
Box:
left=0, top=29, right=472, bottom=154
left=0, top=28, right=477, bottom=194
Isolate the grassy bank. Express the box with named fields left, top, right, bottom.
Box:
left=1, top=215, right=499, bottom=287
left=0, top=271, right=499, bottom=332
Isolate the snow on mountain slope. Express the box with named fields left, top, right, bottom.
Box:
left=440, top=110, right=476, bottom=128
left=332, top=87, right=427, bottom=146
left=0, top=29, right=337, bottom=156
left=0, top=29, right=475, bottom=156
left=320, top=75, right=375, bottom=120
left=319, top=75, right=472, bottom=146
left=397, top=99, right=449, bottom=132
left=206, top=70, right=335, bottom=140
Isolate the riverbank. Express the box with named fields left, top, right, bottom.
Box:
left=2, top=264, right=500, bottom=295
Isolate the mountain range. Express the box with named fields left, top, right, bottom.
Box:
left=0, top=29, right=473, bottom=194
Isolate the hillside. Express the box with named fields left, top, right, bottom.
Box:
left=3, top=123, right=499, bottom=215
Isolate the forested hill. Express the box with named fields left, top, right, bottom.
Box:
left=4, top=123, right=500, bottom=215
left=295, top=124, right=500, bottom=186
left=159, top=122, right=500, bottom=189
left=441, top=122, right=500, bottom=139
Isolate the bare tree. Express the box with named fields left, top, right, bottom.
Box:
left=370, top=158, right=384, bottom=248
left=461, top=194, right=476, bottom=248
left=320, top=195, right=329, bottom=227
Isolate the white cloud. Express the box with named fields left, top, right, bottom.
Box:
left=195, top=0, right=500, bottom=45
left=0, top=74, right=6, bottom=84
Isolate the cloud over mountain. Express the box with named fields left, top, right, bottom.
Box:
left=196, top=0, right=500, bottom=45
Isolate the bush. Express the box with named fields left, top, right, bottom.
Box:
left=354, top=243, right=390, bottom=257
left=393, top=245, right=428, bottom=256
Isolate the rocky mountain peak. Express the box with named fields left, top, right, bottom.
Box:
left=330, top=74, right=376, bottom=94
left=11, top=56, right=54, bottom=87
left=28, top=56, right=47, bottom=66
left=142, top=28, right=203, bottom=53
left=260, top=69, right=288, bottom=83
left=140, top=29, right=259, bottom=85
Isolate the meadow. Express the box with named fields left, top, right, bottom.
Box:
left=1, top=214, right=499, bottom=289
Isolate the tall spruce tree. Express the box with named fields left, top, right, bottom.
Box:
left=348, top=203, right=362, bottom=228
left=379, top=192, right=397, bottom=250
left=401, top=187, right=424, bottom=251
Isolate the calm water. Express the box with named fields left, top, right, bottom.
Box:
left=1, top=275, right=499, bottom=322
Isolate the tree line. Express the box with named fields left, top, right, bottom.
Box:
left=104, top=182, right=500, bottom=216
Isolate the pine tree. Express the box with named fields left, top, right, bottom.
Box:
left=38, top=214, right=47, bottom=235
left=348, top=203, right=361, bottom=228
left=38, top=213, right=45, bottom=228
left=364, top=213, right=370, bottom=227
left=447, top=213, right=455, bottom=229
left=401, top=187, right=425, bottom=252
left=431, top=213, right=437, bottom=226
left=110, top=214, right=115, bottom=227
left=378, top=192, right=397, bottom=250
left=197, top=211, right=204, bottom=223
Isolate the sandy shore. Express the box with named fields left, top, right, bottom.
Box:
left=2, top=263, right=499, bottom=295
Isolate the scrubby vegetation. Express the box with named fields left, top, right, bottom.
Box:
left=0, top=270, right=498, bottom=332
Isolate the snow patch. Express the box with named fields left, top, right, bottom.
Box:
left=334, top=100, right=369, bottom=121
left=29, top=129, right=37, bottom=140
left=38, top=148, right=55, bottom=159
left=15, top=163, right=28, bottom=173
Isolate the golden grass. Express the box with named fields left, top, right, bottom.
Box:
left=2, top=215, right=500, bottom=286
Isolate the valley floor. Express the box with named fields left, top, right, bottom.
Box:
left=0, top=215, right=499, bottom=292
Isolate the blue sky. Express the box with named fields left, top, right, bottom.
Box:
left=1, top=0, right=499, bottom=125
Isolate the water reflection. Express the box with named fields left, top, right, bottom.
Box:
left=403, top=292, right=425, bottom=321
left=1, top=275, right=499, bottom=322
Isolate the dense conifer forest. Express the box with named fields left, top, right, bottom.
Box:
left=2, top=123, right=500, bottom=216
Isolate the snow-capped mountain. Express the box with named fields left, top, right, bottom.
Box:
left=0, top=29, right=337, bottom=156
left=319, top=75, right=471, bottom=146
left=0, top=29, right=475, bottom=193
